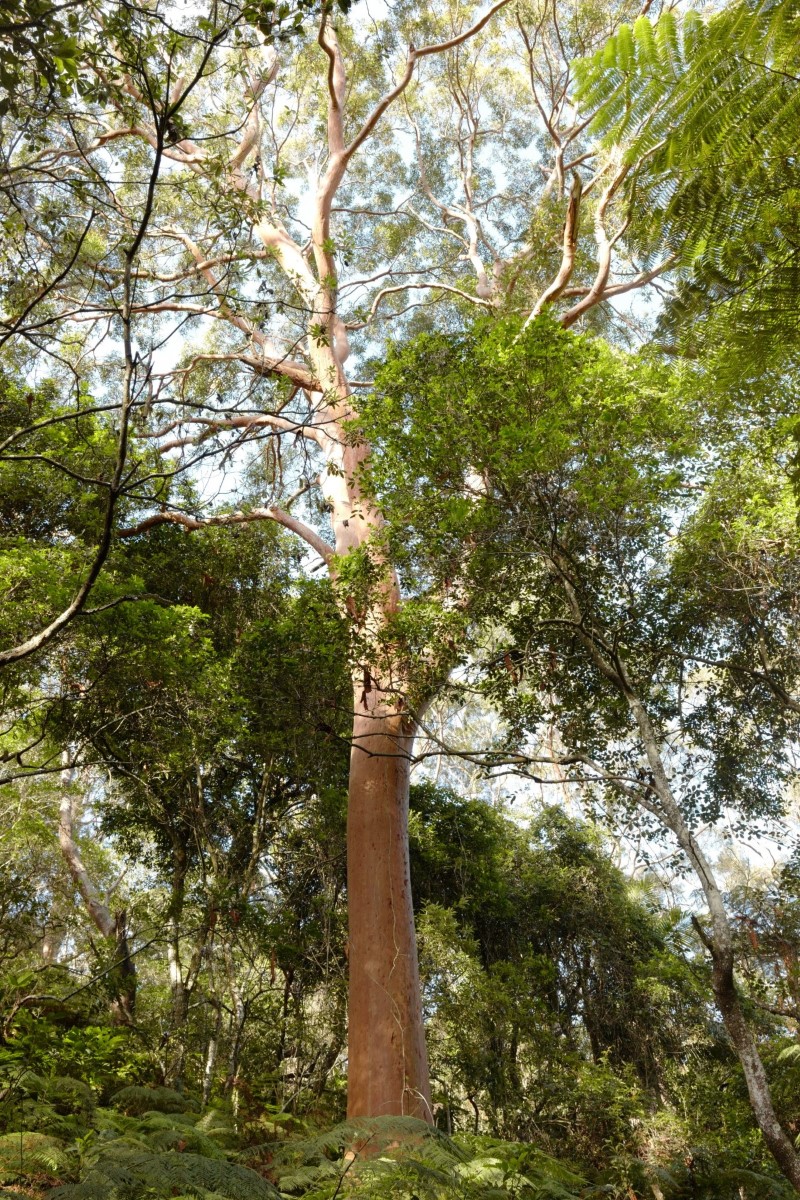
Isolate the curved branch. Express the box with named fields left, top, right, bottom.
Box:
left=523, top=171, right=582, bottom=326
left=145, top=411, right=324, bottom=452
left=59, top=788, right=114, bottom=940
left=559, top=257, right=677, bottom=300
left=349, top=281, right=494, bottom=328
left=0, top=212, right=96, bottom=349
left=155, top=349, right=319, bottom=392
left=344, top=0, right=512, bottom=164
left=0, top=97, right=167, bottom=668
left=560, top=165, right=628, bottom=328
left=118, top=505, right=333, bottom=565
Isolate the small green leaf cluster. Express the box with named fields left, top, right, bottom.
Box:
left=242, top=0, right=355, bottom=45
left=0, top=0, right=82, bottom=116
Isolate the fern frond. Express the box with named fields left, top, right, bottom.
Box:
left=49, top=1144, right=279, bottom=1200
left=0, top=1130, right=75, bottom=1185
left=109, top=1084, right=195, bottom=1115
left=575, top=0, right=800, bottom=362
left=253, top=1117, right=586, bottom=1200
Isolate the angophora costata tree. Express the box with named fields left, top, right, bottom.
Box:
left=0, top=0, right=672, bottom=1117
left=362, top=318, right=800, bottom=1185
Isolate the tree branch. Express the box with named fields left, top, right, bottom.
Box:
left=58, top=783, right=115, bottom=941
left=560, top=165, right=629, bottom=328
left=118, top=506, right=333, bottom=565
left=524, top=171, right=582, bottom=326
left=344, top=0, right=512, bottom=164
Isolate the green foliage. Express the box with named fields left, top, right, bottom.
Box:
left=252, top=1116, right=589, bottom=1199
left=367, top=316, right=800, bottom=827
left=576, top=0, right=800, bottom=364
left=0, top=1131, right=74, bottom=1188
left=0, top=0, right=82, bottom=115
left=0, top=366, right=119, bottom=656
left=109, top=1086, right=195, bottom=1116
left=3, top=3, right=800, bottom=1187
left=0, top=1083, right=278, bottom=1200
left=242, top=0, right=356, bottom=45
left=0, top=989, right=143, bottom=1097
left=360, top=315, right=686, bottom=595
left=411, top=791, right=708, bottom=1147
left=0, top=787, right=794, bottom=1197
left=50, top=1143, right=279, bottom=1200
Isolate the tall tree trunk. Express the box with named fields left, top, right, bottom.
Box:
left=276, top=965, right=294, bottom=1073
left=58, top=786, right=136, bottom=1023
left=110, top=910, right=136, bottom=1025
left=202, top=999, right=222, bottom=1106
left=165, top=936, right=190, bottom=1090
left=297, top=337, right=433, bottom=1117
left=623, top=687, right=800, bottom=1192
left=223, top=942, right=247, bottom=1120
left=164, top=843, right=191, bottom=1091
left=706, top=936, right=800, bottom=1192
left=346, top=702, right=431, bottom=1120
left=555, top=569, right=800, bottom=1193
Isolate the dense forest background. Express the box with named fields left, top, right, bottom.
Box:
left=2, top=0, right=800, bottom=1196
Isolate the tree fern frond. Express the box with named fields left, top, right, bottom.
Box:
left=575, top=0, right=800, bottom=363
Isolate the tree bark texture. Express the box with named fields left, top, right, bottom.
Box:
left=711, top=945, right=800, bottom=1191
left=346, top=703, right=431, bottom=1120
left=203, top=999, right=222, bottom=1106
left=59, top=789, right=136, bottom=1023
left=621, top=690, right=800, bottom=1192
left=554, top=584, right=800, bottom=1193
